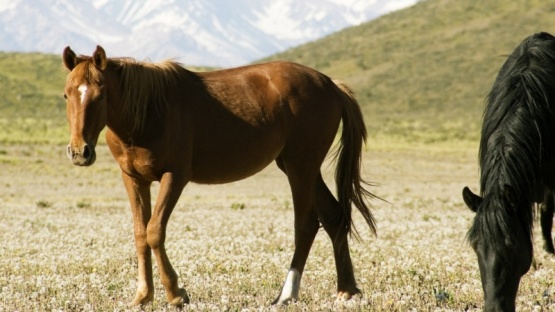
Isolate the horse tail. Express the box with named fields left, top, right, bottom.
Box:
left=332, top=79, right=378, bottom=239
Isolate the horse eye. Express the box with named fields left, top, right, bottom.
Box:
left=63, top=94, right=67, bottom=99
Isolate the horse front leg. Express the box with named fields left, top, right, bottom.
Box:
left=121, top=173, right=155, bottom=306
left=147, top=172, right=189, bottom=306
left=541, top=191, right=555, bottom=254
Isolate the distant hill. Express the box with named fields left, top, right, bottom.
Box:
left=0, top=52, right=64, bottom=118
left=263, top=0, right=555, bottom=143
left=1, top=0, right=554, bottom=144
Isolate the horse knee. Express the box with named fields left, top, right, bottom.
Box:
left=133, top=227, right=148, bottom=245
left=146, top=223, right=164, bottom=249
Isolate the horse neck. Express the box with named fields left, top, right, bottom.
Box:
left=480, top=147, right=536, bottom=202
left=479, top=145, right=537, bottom=240
left=103, top=69, right=137, bottom=141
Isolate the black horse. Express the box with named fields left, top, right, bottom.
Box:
left=463, top=32, right=555, bottom=311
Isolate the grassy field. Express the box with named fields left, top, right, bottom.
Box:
left=4, top=0, right=555, bottom=310
left=2, top=141, right=555, bottom=311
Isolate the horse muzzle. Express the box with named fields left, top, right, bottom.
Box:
left=67, top=144, right=96, bottom=166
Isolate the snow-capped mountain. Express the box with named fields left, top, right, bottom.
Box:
left=0, top=0, right=418, bottom=67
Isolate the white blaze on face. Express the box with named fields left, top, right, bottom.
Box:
left=78, top=84, right=88, bottom=105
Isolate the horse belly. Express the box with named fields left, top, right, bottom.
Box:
left=190, top=138, right=284, bottom=184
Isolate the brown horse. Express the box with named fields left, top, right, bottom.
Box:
left=62, top=45, right=377, bottom=307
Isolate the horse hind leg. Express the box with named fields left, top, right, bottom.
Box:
left=272, top=156, right=320, bottom=305
left=541, top=191, right=555, bottom=254
left=314, top=173, right=360, bottom=300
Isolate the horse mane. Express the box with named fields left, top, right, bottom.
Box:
left=109, top=58, right=195, bottom=132
left=468, top=32, right=555, bottom=253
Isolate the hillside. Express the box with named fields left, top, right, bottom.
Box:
left=263, top=0, right=555, bottom=143
left=0, top=52, right=67, bottom=143
left=0, top=52, right=65, bottom=117
left=2, top=0, right=555, bottom=144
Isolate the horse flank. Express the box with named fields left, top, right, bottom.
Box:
left=468, top=32, right=555, bottom=252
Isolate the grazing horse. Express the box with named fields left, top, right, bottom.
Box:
left=62, top=45, right=377, bottom=306
left=462, top=32, right=555, bottom=311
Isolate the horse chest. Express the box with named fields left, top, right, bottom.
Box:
left=106, top=133, right=160, bottom=181
left=122, top=158, right=158, bottom=181
left=111, top=147, right=159, bottom=181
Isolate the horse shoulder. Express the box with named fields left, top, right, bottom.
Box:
left=105, top=129, right=161, bottom=181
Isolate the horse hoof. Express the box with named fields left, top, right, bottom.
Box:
left=128, top=293, right=154, bottom=307
left=337, top=291, right=352, bottom=301
left=168, top=288, right=190, bottom=307
left=336, top=288, right=362, bottom=301
left=334, top=291, right=363, bottom=309
left=272, top=297, right=297, bottom=305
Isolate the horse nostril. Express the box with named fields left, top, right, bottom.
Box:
left=83, top=144, right=91, bottom=159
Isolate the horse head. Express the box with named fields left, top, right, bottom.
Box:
left=62, top=45, right=108, bottom=166
left=462, top=186, right=533, bottom=311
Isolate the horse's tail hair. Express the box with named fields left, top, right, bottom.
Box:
left=332, top=79, right=378, bottom=239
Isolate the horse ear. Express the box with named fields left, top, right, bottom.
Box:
left=63, top=46, right=77, bottom=70
left=462, top=186, right=482, bottom=212
left=92, top=45, right=107, bottom=71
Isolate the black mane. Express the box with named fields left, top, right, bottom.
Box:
left=469, top=32, right=555, bottom=251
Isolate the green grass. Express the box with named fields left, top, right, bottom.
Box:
left=0, top=52, right=66, bottom=118
left=0, top=52, right=67, bottom=143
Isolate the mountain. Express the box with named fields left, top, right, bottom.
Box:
left=0, top=0, right=418, bottom=67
